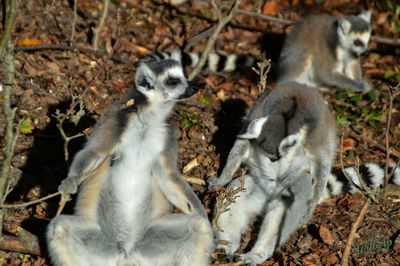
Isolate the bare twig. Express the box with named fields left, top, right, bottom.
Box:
left=0, top=157, right=108, bottom=210
left=252, top=57, right=271, bottom=94
left=384, top=83, right=400, bottom=194
left=370, top=35, right=400, bottom=47
left=212, top=168, right=246, bottom=231
left=188, top=0, right=242, bottom=80
left=93, top=0, right=110, bottom=50
left=236, top=9, right=294, bottom=25
left=14, top=44, right=133, bottom=64
left=71, top=0, right=78, bottom=45
left=341, top=199, right=370, bottom=266
left=0, top=192, right=61, bottom=209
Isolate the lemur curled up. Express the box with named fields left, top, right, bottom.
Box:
left=208, top=81, right=400, bottom=264
left=47, top=54, right=214, bottom=266
left=208, top=81, right=337, bottom=264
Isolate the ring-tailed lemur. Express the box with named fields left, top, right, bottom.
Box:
left=277, top=11, right=373, bottom=93
left=208, top=81, right=337, bottom=264
left=144, top=50, right=257, bottom=73
left=208, top=81, right=400, bottom=264
left=47, top=54, right=214, bottom=266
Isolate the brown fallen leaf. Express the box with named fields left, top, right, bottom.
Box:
left=262, top=0, right=278, bottom=16
left=17, top=38, right=42, bottom=46
left=319, top=224, right=335, bottom=246
left=342, top=137, right=356, bottom=152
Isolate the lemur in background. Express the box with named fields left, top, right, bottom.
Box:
left=208, top=82, right=400, bottom=264
left=277, top=11, right=373, bottom=92
left=47, top=54, right=214, bottom=266
left=208, top=81, right=337, bottom=264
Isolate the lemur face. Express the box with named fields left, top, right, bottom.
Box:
left=337, top=11, right=371, bottom=57
left=135, top=58, right=198, bottom=102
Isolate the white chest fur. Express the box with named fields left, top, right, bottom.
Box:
left=108, top=104, right=170, bottom=214
left=335, top=46, right=357, bottom=78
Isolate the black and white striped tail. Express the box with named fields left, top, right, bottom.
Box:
left=320, top=162, right=400, bottom=202
left=143, top=50, right=257, bottom=73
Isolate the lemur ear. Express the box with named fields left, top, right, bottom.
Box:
left=238, top=116, right=268, bottom=139
left=278, top=127, right=307, bottom=156
left=359, top=10, right=371, bottom=23
left=135, top=63, right=156, bottom=90
left=338, top=19, right=351, bottom=35
left=170, top=50, right=182, bottom=65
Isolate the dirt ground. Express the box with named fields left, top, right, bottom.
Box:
left=0, top=0, right=399, bottom=265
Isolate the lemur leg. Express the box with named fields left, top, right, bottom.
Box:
left=126, top=214, right=214, bottom=266
left=241, top=175, right=314, bottom=264
left=214, top=175, right=266, bottom=254
left=47, top=215, right=120, bottom=266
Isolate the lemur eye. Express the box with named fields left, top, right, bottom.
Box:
left=165, top=77, right=181, bottom=86
left=353, top=39, right=364, bottom=47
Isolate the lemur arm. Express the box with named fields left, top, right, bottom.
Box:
left=156, top=155, right=207, bottom=218
left=58, top=109, right=119, bottom=195
left=208, top=139, right=250, bottom=190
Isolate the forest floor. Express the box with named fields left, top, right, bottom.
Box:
left=0, top=0, right=399, bottom=265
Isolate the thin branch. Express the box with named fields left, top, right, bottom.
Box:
left=341, top=199, right=370, bottom=266
left=188, top=0, right=242, bottom=80
left=212, top=168, right=246, bottom=231
left=236, top=9, right=294, bottom=25
left=93, top=0, right=110, bottom=50
left=384, top=83, right=400, bottom=194
left=252, top=57, right=271, bottom=94
left=71, top=0, right=78, bottom=45
left=0, top=192, right=61, bottom=209
left=0, top=158, right=108, bottom=209
left=14, top=44, right=133, bottom=64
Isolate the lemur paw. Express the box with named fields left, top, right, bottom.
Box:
left=362, top=80, right=373, bottom=92
left=208, top=176, right=225, bottom=190
left=238, top=252, right=265, bottom=265
left=58, top=177, right=78, bottom=195
left=47, top=218, right=68, bottom=240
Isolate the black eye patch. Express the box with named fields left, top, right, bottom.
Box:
left=165, top=77, right=181, bottom=86
left=281, top=140, right=297, bottom=153
left=353, top=39, right=364, bottom=47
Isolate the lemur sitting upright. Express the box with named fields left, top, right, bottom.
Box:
left=277, top=11, right=373, bottom=92
left=47, top=54, right=214, bottom=266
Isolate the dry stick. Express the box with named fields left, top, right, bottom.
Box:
left=341, top=199, right=370, bottom=266
left=0, top=227, right=41, bottom=256
left=71, top=0, right=78, bottom=45
left=14, top=44, right=133, bottom=64
left=212, top=173, right=246, bottom=231
left=93, top=0, right=110, bottom=51
left=384, top=84, right=400, bottom=194
left=188, top=0, right=242, bottom=81
left=0, top=158, right=108, bottom=209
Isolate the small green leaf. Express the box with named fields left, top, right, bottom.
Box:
left=20, top=118, right=34, bottom=134
left=396, top=73, right=400, bottom=82
left=198, top=95, right=211, bottom=105
left=384, top=70, right=396, bottom=78
left=337, top=116, right=349, bottom=126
